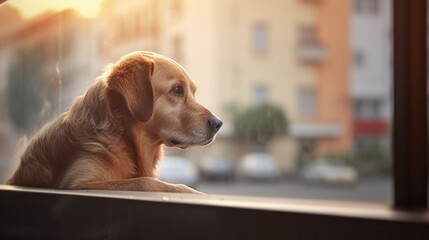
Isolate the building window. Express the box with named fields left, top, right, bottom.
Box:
left=354, top=99, right=382, bottom=120
left=253, top=85, right=268, bottom=104
left=297, top=88, right=316, bottom=117
left=253, top=24, right=268, bottom=54
left=296, top=24, right=325, bottom=63
left=353, top=50, right=365, bottom=68
left=354, top=0, right=380, bottom=15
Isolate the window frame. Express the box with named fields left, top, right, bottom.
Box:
left=0, top=0, right=428, bottom=238
left=0, top=185, right=428, bottom=239
left=393, top=0, right=427, bottom=210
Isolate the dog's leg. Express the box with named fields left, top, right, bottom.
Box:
left=75, top=177, right=203, bottom=194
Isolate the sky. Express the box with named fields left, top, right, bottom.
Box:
left=6, top=0, right=103, bottom=19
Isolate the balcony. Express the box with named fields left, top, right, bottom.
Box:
left=290, top=122, right=341, bottom=138
left=297, top=43, right=326, bottom=64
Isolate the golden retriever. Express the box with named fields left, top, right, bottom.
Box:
left=7, top=51, right=222, bottom=194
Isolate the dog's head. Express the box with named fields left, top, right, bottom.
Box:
left=106, top=51, right=222, bottom=149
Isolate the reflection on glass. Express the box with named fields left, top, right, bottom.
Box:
left=0, top=0, right=392, bottom=203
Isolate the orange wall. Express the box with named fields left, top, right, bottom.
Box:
left=316, top=0, right=353, bottom=155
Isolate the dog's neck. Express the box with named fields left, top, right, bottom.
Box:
left=105, top=89, right=164, bottom=177
left=89, top=82, right=164, bottom=177
left=128, top=123, right=164, bottom=177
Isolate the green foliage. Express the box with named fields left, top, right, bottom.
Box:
left=232, top=103, right=288, bottom=145
left=319, top=145, right=392, bottom=175
left=352, top=145, right=391, bottom=174
left=6, top=48, right=54, bottom=133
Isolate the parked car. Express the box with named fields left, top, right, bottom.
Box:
left=200, top=156, right=234, bottom=181
left=301, top=160, right=358, bottom=185
left=237, top=153, right=281, bottom=181
left=157, top=156, right=199, bottom=188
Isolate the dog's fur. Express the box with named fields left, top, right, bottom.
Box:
left=7, top=51, right=222, bottom=194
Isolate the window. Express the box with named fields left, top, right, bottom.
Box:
left=0, top=0, right=394, bottom=204
left=296, top=24, right=325, bottom=63
left=253, top=23, right=268, bottom=54
left=354, top=0, right=380, bottom=15
left=354, top=99, right=382, bottom=120
left=0, top=0, right=428, bottom=238
left=297, top=88, right=316, bottom=117
left=253, top=85, right=268, bottom=104
left=353, top=50, right=365, bottom=68
left=0, top=0, right=427, bottom=217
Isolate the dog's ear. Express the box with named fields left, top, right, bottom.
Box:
left=106, top=55, right=155, bottom=122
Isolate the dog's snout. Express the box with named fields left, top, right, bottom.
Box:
left=207, top=116, right=223, bottom=133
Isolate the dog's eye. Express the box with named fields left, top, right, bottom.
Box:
left=171, top=86, right=184, bottom=97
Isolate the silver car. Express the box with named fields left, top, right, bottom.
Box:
left=237, top=153, right=281, bottom=181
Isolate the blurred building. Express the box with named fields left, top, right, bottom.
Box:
left=0, top=0, right=393, bottom=175
left=350, top=0, right=391, bottom=151
left=294, top=0, right=392, bottom=158
left=292, top=0, right=353, bottom=159
left=0, top=9, right=100, bottom=116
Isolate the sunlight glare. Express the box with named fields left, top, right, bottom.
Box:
left=7, top=0, right=103, bottom=19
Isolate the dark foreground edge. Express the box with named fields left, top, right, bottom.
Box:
left=0, top=185, right=428, bottom=240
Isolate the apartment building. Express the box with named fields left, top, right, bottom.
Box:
left=0, top=0, right=366, bottom=172
left=297, top=0, right=391, bottom=157
left=313, top=0, right=353, bottom=155
left=350, top=0, right=391, bottom=151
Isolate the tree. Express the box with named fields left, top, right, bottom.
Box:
left=232, top=103, right=288, bottom=149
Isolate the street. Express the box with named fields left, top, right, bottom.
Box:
left=198, top=177, right=392, bottom=204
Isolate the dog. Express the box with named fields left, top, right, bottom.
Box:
left=7, top=51, right=222, bottom=194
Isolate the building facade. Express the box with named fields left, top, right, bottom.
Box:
left=314, top=0, right=353, bottom=155
left=1, top=0, right=388, bottom=174
left=350, top=0, right=392, bottom=151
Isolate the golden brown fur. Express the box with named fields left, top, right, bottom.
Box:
left=7, top=51, right=222, bottom=194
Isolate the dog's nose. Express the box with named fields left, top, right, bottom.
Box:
left=207, top=116, right=223, bottom=133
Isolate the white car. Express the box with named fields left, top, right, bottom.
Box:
left=237, top=153, right=281, bottom=180
left=301, top=160, right=358, bottom=185
left=157, top=156, right=199, bottom=188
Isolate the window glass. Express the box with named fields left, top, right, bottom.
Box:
left=253, top=24, right=268, bottom=54
left=0, top=0, right=392, bottom=203
left=353, top=50, right=365, bottom=68
left=253, top=85, right=268, bottom=105
left=297, top=88, right=316, bottom=118
left=354, top=0, right=380, bottom=15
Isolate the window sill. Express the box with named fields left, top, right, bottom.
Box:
left=0, top=184, right=428, bottom=239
